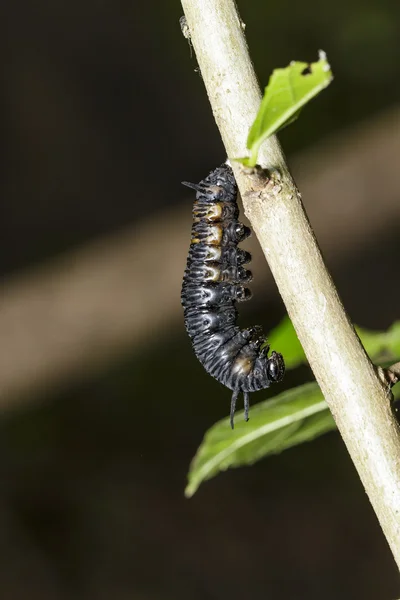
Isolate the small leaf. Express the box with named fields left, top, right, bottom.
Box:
left=244, top=51, right=333, bottom=167
left=388, top=322, right=400, bottom=355
left=234, top=156, right=253, bottom=167
left=185, top=382, right=334, bottom=497
left=357, top=321, right=400, bottom=360
left=356, top=326, right=390, bottom=358
left=268, top=318, right=400, bottom=371
left=268, top=316, right=306, bottom=369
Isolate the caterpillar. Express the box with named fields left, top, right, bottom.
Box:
left=181, top=163, right=285, bottom=428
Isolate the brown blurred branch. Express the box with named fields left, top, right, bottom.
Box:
left=0, top=107, right=400, bottom=406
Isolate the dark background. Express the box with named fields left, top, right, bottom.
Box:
left=1, top=1, right=400, bottom=598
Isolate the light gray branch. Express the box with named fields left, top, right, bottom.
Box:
left=181, top=0, right=400, bottom=569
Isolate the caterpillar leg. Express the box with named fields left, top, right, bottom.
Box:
left=230, top=389, right=251, bottom=428
left=243, top=391, right=250, bottom=422
left=230, top=388, right=240, bottom=430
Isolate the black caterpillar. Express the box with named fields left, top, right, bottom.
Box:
left=181, top=164, right=285, bottom=428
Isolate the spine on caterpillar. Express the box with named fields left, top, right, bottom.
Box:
left=181, top=164, right=285, bottom=428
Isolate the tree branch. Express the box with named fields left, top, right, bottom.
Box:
left=181, top=0, right=400, bottom=569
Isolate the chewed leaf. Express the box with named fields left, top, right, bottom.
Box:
left=185, top=382, right=334, bottom=497
left=242, top=51, right=333, bottom=166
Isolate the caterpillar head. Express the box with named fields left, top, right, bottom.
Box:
left=182, top=164, right=237, bottom=203
left=266, top=351, right=285, bottom=382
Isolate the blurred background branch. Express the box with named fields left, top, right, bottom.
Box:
left=1, top=107, right=399, bottom=406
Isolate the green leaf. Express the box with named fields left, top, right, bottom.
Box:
left=186, top=316, right=400, bottom=495
left=357, top=321, right=400, bottom=360
left=267, top=316, right=306, bottom=369
left=186, top=381, right=400, bottom=497
left=388, top=322, right=400, bottom=356
left=267, top=317, right=400, bottom=371
left=185, top=382, right=334, bottom=497
left=243, top=51, right=333, bottom=167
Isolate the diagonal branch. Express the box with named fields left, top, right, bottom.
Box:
left=181, top=0, right=400, bottom=569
